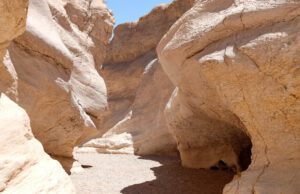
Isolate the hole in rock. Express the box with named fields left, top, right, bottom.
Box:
left=210, top=130, right=252, bottom=173
left=218, top=160, right=229, bottom=170
left=232, top=114, right=253, bottom=172
left=210, top=160, right=230, bottom=171
left=239, top=143, right=252, bottom=171
left=210, top=165, right=219, bottom=171
left=81, top=164, right=93, bottom=169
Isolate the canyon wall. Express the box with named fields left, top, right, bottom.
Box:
left=1, top=0, right=299, bottom=193
left=1, top=0, right=114, bottom=168
left=0, top=0, right=75, bottom=193
left=157, top=0, right=300, bottom=193
left=0, top=95, right=75, bottom=194
left=81, top=0, right=196, bottom=155
left=104, top=0, right=196, bottom=65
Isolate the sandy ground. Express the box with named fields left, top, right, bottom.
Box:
left=71, top=153, right=233, bottom=194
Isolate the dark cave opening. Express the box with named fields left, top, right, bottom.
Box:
left=209, top=134, right=253, bottom=173
left=239, top=142, right=252, bottom=171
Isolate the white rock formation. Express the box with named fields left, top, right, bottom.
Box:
left=2, top=0, right=114, bottom=168
left=0, top=94, right=75, bottom=194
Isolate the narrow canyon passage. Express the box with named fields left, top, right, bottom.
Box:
left=1, top=0, right=299, bottom=193
left=71, top=153, right=233, bottom=194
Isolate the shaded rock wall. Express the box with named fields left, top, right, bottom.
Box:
left=82, top=0, right=196, bottom=155
left=84, top=58, right=177, bottom=155
left=157, top=0, right=300, bottom=193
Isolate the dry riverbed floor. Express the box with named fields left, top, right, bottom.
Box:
left=71, top=153, right=233, bottom=194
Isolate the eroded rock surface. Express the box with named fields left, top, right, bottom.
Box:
left=104, top=0, right=196, bottom=65
left=83, top=58, right=177, bottom=155
left=157, top=0, right=300, bottom=193
left=1, top=0, right=114, bottom=167
left=82, top=0, right=196, bottom=155
left=0, top=94, right=75, bottom=193
left=0, top=1, right=75, bottom=193
left=0, top=0, right=28, bottom=96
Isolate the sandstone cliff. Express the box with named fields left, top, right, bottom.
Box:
left=81, top=0, right=196, bottom=155
left=0, top=0, right=28, bottom=95
left=0, top=1, right=75, bottom=193
left=1, top=0, right=300, bottom=193
left=1, top=0, right=114, bottom=168
left=104, top=0, right=196, bottom=65
left=0, top=95, right=75, bottom=194
left=157, top=0, right=300, bottom=193
left=83, top=58, right=177, bottom=155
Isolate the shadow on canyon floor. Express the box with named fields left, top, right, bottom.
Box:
left=121, top=156, right=234, bottom=194
left=71, top=153, right=234, bottom=194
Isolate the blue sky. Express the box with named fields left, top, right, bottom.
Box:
left=106, top=0, right=172, bottom=25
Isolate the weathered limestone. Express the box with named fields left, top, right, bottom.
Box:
left=104, top=0, right=196, bottom=65
left=64, top=0, right=114, bottom=66
left=2, top=0, right=114, bottom=167
left=0, top=94, right=75, bottom=194
left=81, top=0, right=196, bottom=155
left=2, top=0, right=299, bottom=193
left=83, top=59, right=177, bottom=155
left=0, top=2, right=75, bottom=192
left=0, top=0, right=28, bottom=49
left=157, top=0, right=300, bottom=193
left=0, top=0, right=28, bottom=96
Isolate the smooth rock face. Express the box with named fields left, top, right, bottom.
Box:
left=0, top=1, right=75, bottom=193
left=0, top=94, right=75, bottom=194
left=82, top=0, right=196, bottom=155
left=83, top=58, right=177, bottom=155
left=95, top=51, right=159, bottom=135
left=158, top=0, right=300, bottom=193
left=104, top=0, right=196, bottom=65
left=2, top=0, right=114, bottom=166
